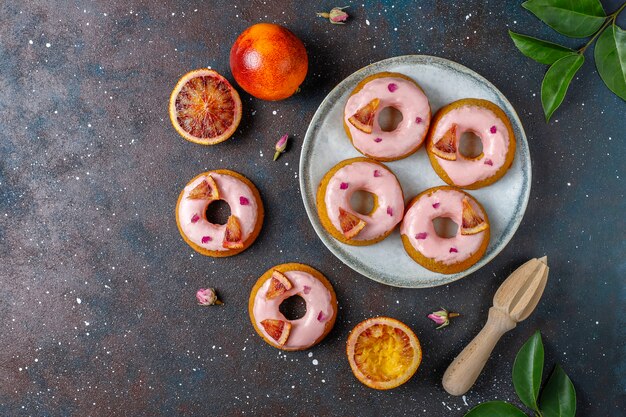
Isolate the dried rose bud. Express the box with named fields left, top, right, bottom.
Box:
left=196, top=288, right=222, bottom=306
left=316, top=6, right=349, bottom=24
left=273, top=134, right=289, bottom=161
left=427, top=308, right=459, bottom=329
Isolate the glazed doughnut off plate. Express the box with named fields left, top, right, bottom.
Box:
left=299, top=55, right=531, bottom=288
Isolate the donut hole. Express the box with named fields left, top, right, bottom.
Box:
left=279, top=295, right=307, bottom=320
left=205, top=200, right=231, bottom=225
left=350, top=190, right=376, bottom=215
left=459, top=131, right=484, bottom=159
left=378, top=106, right=403, bottom=132
left=432, top=217, right=459, bottom=238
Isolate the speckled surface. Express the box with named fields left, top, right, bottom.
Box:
left=0, top=1, right=624, bottom=416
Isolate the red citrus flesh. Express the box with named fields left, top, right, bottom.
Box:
left=187, top=176, right=219, bottom=200
left=431, top=125, right=458, bottom=160
left=261, top=319, right=291, bottom=346
left=348, top=98, right=380, bottom=134
left=461, top=197, right=488, bottom=235
left=169, top=69, right=242, bottom=145
left=223, top=215, right=244, bottom=249
left=338, top=207, right=366, bottom=239
left=266, top=270, right=293, bottom=299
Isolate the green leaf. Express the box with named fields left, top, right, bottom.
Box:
left=539, top=365, right=576, bottom=417
left=512, top=331, right=544, bottom=411
left=464, top=401, right=528, bottom=417
left=522, top=0, right=606, bottom=38
left=541, top=53, right=584, bottom=121
left=509, top=31, right=575, bottom=64
left=594, top=24, right=626, bottom=101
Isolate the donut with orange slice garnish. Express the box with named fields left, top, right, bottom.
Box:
left=176, top=170, right=263, bottom=257
left=249, top=263, right=337, bottom=351
left=343, top=72, right=431, bottom=161
left=400, top=186, right=490, bottom=274
left=426, top=98, right=516, bottom=189
left=316, top=157, right=404, bottom=246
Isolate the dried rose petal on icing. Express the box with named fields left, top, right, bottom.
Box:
left=415, top=117, right=422, bottom=124
left=490, top=125, right=497, bottom=134
left=449, top=247, right=458, bottom=253
left=432, top=202, right=440, bottom=209
left=484, top=159, right=493, bottom=166
left=303, top=285, right=311, bottom=295
left=240, top=196, right=250, bottom=206
left=387, top=83, right=398, bottom=92
left=191, top=214, right=200, bottom=223
left=201, top=236, right=212, bottom=244
left=386, top=206, right=393, bottom=216
left=374, top=137, right=382, bottom=143
left=416, top=232, right=428, bottom=240
left=317, top=311, right=327, bottom=322
left=340, top=182, right=349, bottom=190
left=373, top=170, right=382, bottom=177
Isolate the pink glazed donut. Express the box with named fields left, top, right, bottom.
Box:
left=317, top=157, right=404, bottom=246
left=176, top=170, right=264, bottom=257
left=400, top=186, right=490, bottom=274
left=426, top=98, right=516, bottom=189
left=249, top=263, right=338, bottom=351
left=343, top=72, right=431, bottom=161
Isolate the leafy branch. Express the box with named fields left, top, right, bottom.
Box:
left=464, top=331, right=576, bottom=417
left=509, top=0, right=626, bottom=121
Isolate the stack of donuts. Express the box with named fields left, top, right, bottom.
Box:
left=317, top=71, right=516, bottom=274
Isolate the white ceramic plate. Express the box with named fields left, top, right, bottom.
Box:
left=299, top=55, right=531, bottom=288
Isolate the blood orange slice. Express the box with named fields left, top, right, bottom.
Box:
left=348, top=98, right=380, bottom=134
left=223, top=215, right=244, bottom=249
left=261, top=319, right=291, bottom=346
left=346, top=317, right=422, bottom=390
left=266, top=270, right=293, bottom=299
left=431, top=125, right=458, bottom=160
left=187, top=175, right=219, bottom=200
left=461, top=197, right=488, bottom=235
left=169, top=69, right=242, bottom=145
left=338, top=207, right=366, bottom=239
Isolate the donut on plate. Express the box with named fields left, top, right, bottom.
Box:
left=426, top=98, right=516, bottom=189
left=316, top=157, right=404, bottom=246
left=249, top=263, right=337, bottom=351
left=176, top=170, right=263, bottom=257
left=400, top=186, right=490, bottom=274
left=343, top=72, right=431, bottom=161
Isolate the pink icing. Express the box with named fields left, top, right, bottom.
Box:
left=431, top=105, right=510, bottom=186
left=400, top=189, right=488, bottom=265
left=324, top=161, right=404, bottom=240
left=178, top=173, right=259, bottom=251
left=252, top=270, right=334, bottom=349
left=344, top=77, right=431, bottom=159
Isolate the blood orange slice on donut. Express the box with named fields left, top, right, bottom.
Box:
left=187, top=176, right=220, bottom=200
left=348, top=98, right=380, bottom=134
left=338, top=207, right=366, bottom=239
left=169, top=69, right=242, bottom=145
left=346, top=317, right=422, bottom=390
left=261, top=319, right=291, bottom=346
left=266, top=270, right=293, bottom=299
left=461, top=197, right=488, bottom=235
left=431, top=125, right=458, bottom=160
left=223, top=215, right=244, bottom=249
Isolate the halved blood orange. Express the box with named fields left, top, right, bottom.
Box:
left=338, top=207, right=366, bottom=239
left=461, top=197, right=488, bottom=235
left=431, top=124, right=458, bottom=160
left=346, top=317, right=422, bottom=390
left=169, top=69, right=242, bottom=145
left=348, top=98, right=380, bottom=134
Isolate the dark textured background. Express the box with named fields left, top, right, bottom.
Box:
left=1, top=0, right=624, bottom=416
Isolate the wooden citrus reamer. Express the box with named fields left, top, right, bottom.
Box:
left=442, top=257, right=549, bottom=396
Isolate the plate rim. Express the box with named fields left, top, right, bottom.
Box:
left=299, top=54, right=531, bottom=288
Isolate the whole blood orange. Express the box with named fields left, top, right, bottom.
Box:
left=169, top=69, right=242, bottom=145
left=230, top=23, right=308, bottom=101
left=346, top=317, right=422, bottom=390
